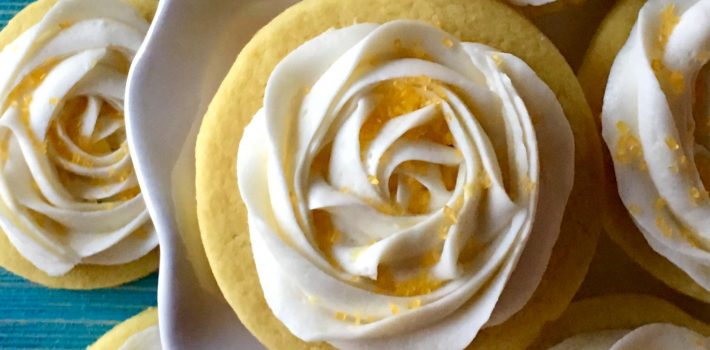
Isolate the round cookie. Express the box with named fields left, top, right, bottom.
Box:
left=88, top=308, right=159, bottom=350
left=0, top=0, right=159, bottom=290
left=196, top=0, right=603, bottom=349
left=578, top=0, right=710, bottom=303
left=529, top=294, right=710, bottom=349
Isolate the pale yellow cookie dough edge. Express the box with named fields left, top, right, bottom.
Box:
left=88, top=307, right=159, bottom=350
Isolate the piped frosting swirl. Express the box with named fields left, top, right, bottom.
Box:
left=237, top=20, right=574, bottom=349
left=0, top=0, right=156, bottom=276
left=602, top=0, right=710, bottom=291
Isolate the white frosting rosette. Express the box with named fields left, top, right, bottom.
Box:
left=550, top=323, right=710, bottom=350
left=602, top=0, right=710, bottom=292
left=0, top=0, right=156, bottom=276
left=238, top=21, right=574, bottom=349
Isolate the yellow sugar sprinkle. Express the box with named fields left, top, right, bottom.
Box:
left=48, top=97, right=59, bottom=105
left=614, top=121, right=645, bottom=169
left=688, top=186, right=707, bottom=204
left=464, top=182, right=475, bottom=197
left=442, top=37, right=454, bottom=48
left=669, top=71, right=685, bottom=94
left=453, top=195, right=464, bottom=211
left=408, top=299, right=422, bottom=309
left=492, top=54, right=503, bottom=67
left=655, top=197, right=667, bottom=210
left=303, top=86, right=311, bottom=94
left=679, top=227, right=700, bottom=249
left=665, top=136, right=680, bottom=150
left=652, top=59, right=664, bottom=73
left=39, top=140, right=48, bottom=154
left=679, top=155, right=689, bottom=170
left=522, top=175, right=535, bottom=193
left=443, top=205, right=457, bottom=223
left=438, top=225, right=449, bottom=240
left=690, top=187, right=702, bottom=199
left=628, top=204, right=642, bottom=215
left=354, top=313, right=362, bottom=325
left=368, top=175, right=380, bottom=185
left=22, top=94, right=32, bottom=110
left=616, top=120, right=630, bottom=133
left=421, top=249, right=441, bottom=268
left=373, top=266, right=443, bottom=297
left=389, top=303, right=400, bottom=315
left=335, top=312, right=348, bottom=321
left=655, top=216, right=673, bottom=238
left=658, top=4, right=680, bottom=47
left=479, top=173, right=492, bottom=189
left=58, top=21, right=72, bottom=29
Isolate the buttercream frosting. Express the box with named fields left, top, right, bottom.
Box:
left=0, top=0, right=156, bottom=276
left=237, top=20, right=573, bottom=349
left=602, top=0, right=710, bottom=291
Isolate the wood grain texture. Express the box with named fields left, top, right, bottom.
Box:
left=0, top=269, right=158, bottom=349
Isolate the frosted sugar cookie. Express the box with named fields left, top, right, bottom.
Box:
left=0, top=0, right=158, bottom=289
left=580, top=0, right=710, bottom=302
left=197, top=0, right=602, bottom=348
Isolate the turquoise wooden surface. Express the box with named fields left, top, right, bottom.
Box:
left=0, top=1, right=159, bottom=349
left=0, top=1, right=30, bottom=24
left=0, top=270, right=158, bottom=349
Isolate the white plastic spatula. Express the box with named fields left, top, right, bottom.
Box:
left=125, top=0, right=297, bottom=349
